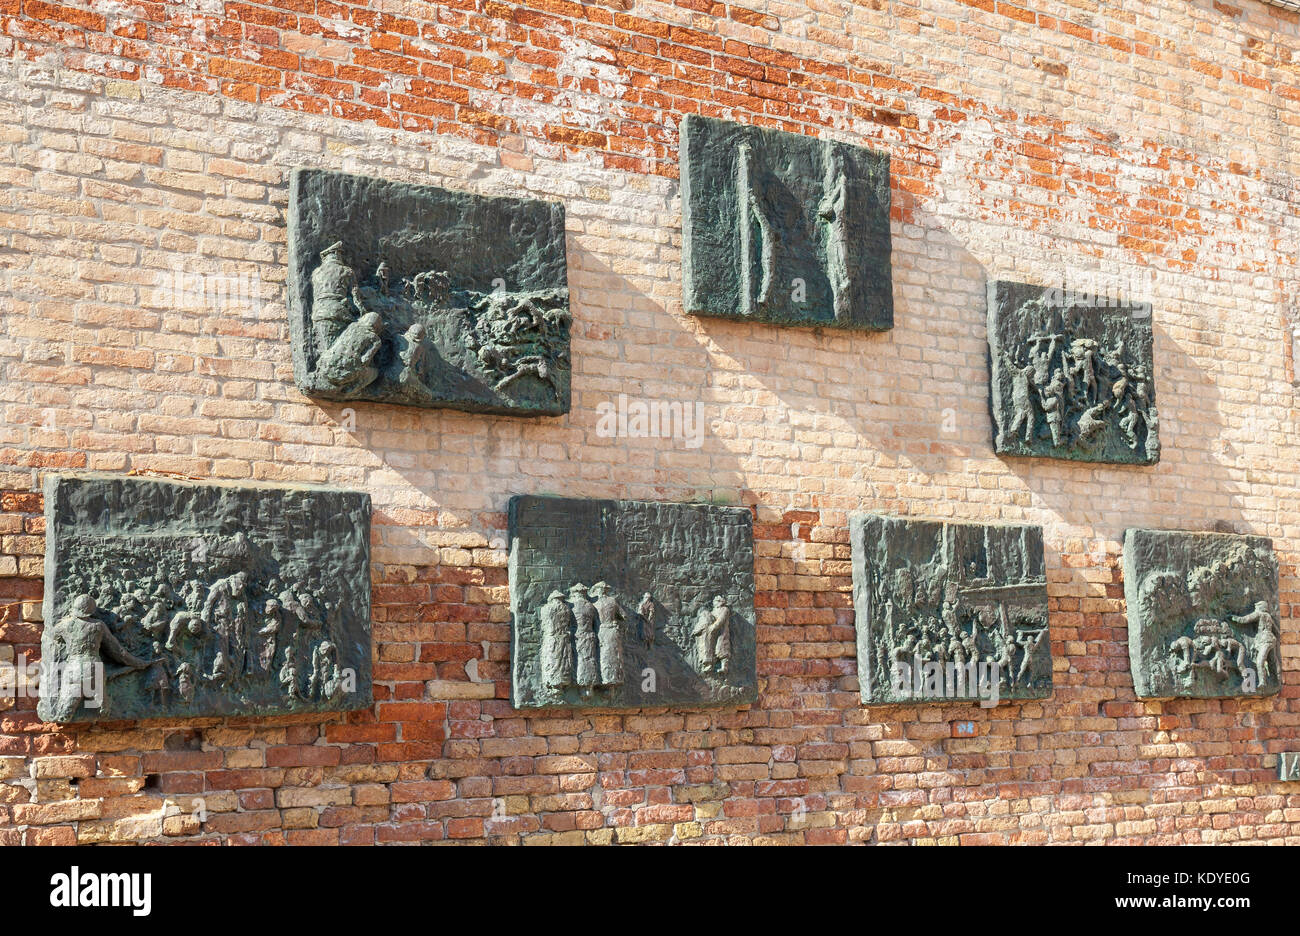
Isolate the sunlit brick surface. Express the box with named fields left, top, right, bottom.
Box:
left=0, top=0, right=1298, bottom=844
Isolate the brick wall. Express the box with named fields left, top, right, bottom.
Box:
left=1, top=0, right=1299, bottom=844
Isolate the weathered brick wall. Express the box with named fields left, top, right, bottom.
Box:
left=1, top=0, right=1299, bottom=844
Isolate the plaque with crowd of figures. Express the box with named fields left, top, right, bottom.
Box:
left=988, top=280, right=1159, bottom=465
left=851, top=514, right=1052, bottom=705
left=38, top=473, right=372, bottom=722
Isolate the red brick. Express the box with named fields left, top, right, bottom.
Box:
left=265, top=746, right=341, bottom=768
